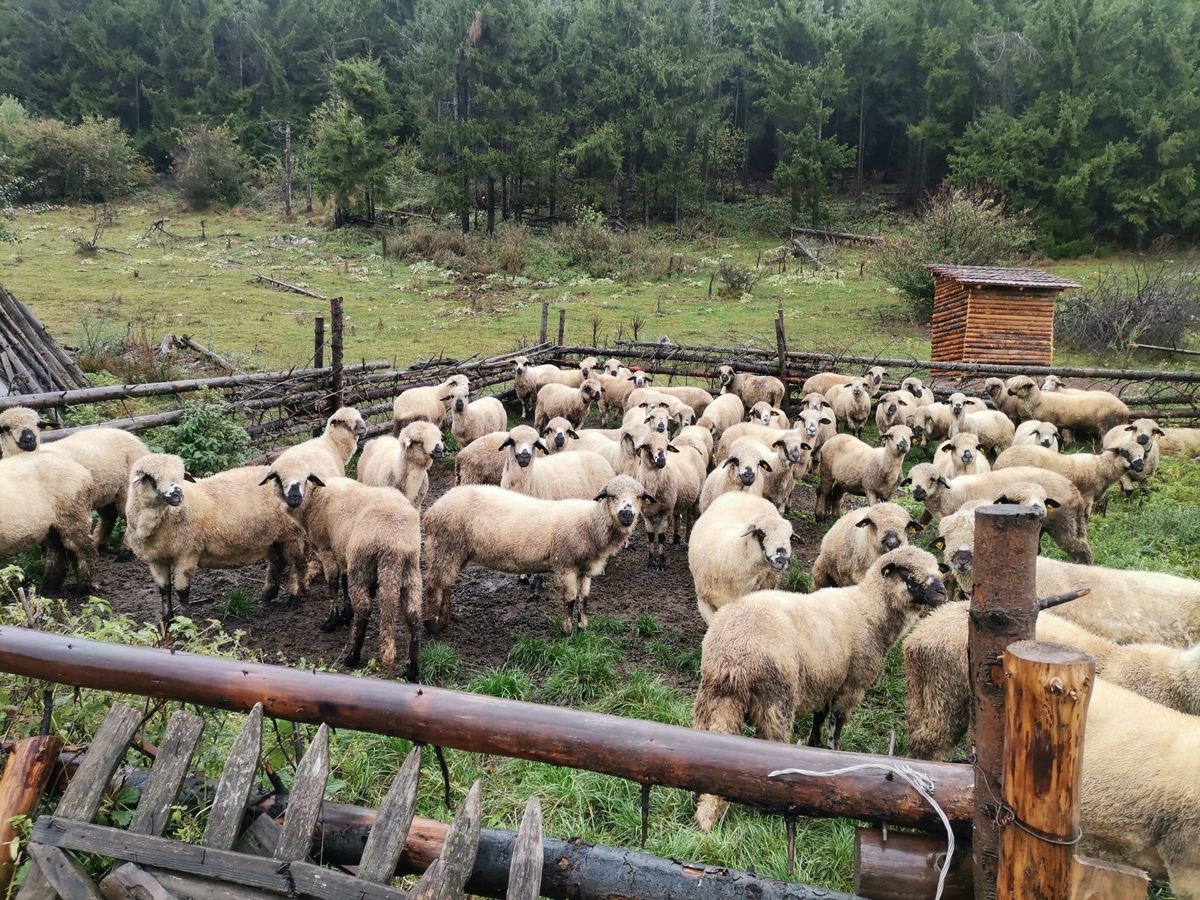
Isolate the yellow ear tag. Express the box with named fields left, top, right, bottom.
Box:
left=643, top=497, right=652, bottom=504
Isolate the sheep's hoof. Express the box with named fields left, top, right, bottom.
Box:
left=259, top=586, right=280, bottom=604
left=343, top=652, right=363, bottom=669
left=425, top=620, right=444, bottom=636
left=560, top=620, right=574, bottom=636
left=282, top=595, right=300, bottom=610
left=319, top=615, right=340, bottom=632
left=529, top=574, right=544, bottom=594
left=672, top=534, right=681, bottom=545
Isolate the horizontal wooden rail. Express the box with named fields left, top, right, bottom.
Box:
left=0, top=628, right=972, bottom=833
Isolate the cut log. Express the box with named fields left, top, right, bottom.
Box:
left=99, top=863, right=176, bottom=900
left=853, top=828, right=971, bottom=900
left=251, top=273, right=327, bottom=299
left=0, top=735, right=63, bottom=893
left=790, top=226, right=882, bottom=245
left=1070, top=856, right=1149, bottom=900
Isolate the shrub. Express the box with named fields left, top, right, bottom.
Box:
left=8, top=116, right=147, bottom=202
left=172, top=125, right=245, bottom=209
left=874, top=186, right=1036, bottom=320
left=717, top=259, right=762, bottom=297
left=1056, top=259, right=1200, bottom=355
left=158, top=391, right=250, bottom=476
left=75, top=310, right=178, bottom=384
left=493, top=223, right=527, bottom=275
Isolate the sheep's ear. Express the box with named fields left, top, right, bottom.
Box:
left=37, top=419, right=54, bottom=429
left=900, top=476, right=912, bottom=486
left=307, top=474, right=326, bottom=487
left=498, top=437, right=515, bottom=450
left=1044, top=497, right=1061, bottom=509
left=183, top=472, right=197, bottom=483
left=639, top=402, right=650, bottom=408
left=881, top=562, right=897, bottom=577
left=1154, top=427, right=1166, bottom=436
left=822, top=401, right=832, bottom=409
left=621, top=432, right=636, bottom=446
left=741, top=523, right=765, bottom=540
left=535, top=440, right=551, bottom=455
left=568, top=428, right=580, bottom=439
left=938, top=442, right=952, bottom=454
left=770, top=409, right=782, bottom=418
left=626, top=375, right=637, bottom=382
left=258, top=472, right=279, bottom=486
left=906, top=521, right=921, bottom=535
left=759, top=459, right=773, bottom=472
left=995, top=495, right=1013, bottom=505
left=644, top=375, right=653, bottom=383
left=592, top=489, right=609, bottom=501
left=800, top=442, right=812, bottom=451
left=440, top=395, right=453, bottom=402
left=938, top=562, right=951, bottom=575
left=642, top=493, right=658, bottom=504
left=937, top=476, right=951, bottom=488
left=897, top=399, right=908, bottom=406
left=723, top=457, right=738, bottom=468
left=1124, top=425, right=1136, bottom=432
left=976, top=445, right=985, bottom=452
left=772, top=439, right=786, bottom=450
left=930, top=536, right=946, bottom=551
left=667, top=443, right=681, bottom=453
left=855, top=517, right=874, bottom=529
left=820, top=416, right=833, bottom=425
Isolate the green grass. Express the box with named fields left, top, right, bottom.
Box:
left=417, top=642, right=461, bottom=685
left=218, top=588, right=259, bottom=619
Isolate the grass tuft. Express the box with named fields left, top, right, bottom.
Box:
left=418, top=642, right=461, bottom=685
left=633, top=614, right=660, bottom=637
left=219, top=589, right=259, bottom=619
left=462, top=666, right=534, bottom=701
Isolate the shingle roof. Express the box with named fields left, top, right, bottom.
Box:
left=925, top=265, right=1081, bottom=290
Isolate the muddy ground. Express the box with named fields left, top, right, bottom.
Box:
left=75, top=469, right=828, bottom=692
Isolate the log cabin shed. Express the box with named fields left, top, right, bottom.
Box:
left=927, top=265, right=1081, bottom=367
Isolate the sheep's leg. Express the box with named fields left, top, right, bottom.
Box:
left=279, top=538, right=306, bottom=607
left=692, top=688, right=746, bottom=832
left=92, top=503, right=120, bottom=552
left=1161, top=834, right=1200, bottom=900
left=559, top=570, right=581, bottom=635
left=578, top=575, right=592, bottom=630
left=830, top=711, right=848, bottom=751
left=806, top=706, right=829, bottom=747
left=261, top=546, right=284, bottom=604
left=696, top=597, right=716, bottom=626
left=57, top=520, right=98, bottom=593
left=343, top=575, right=372, bottom=669
left=41, top=529, right=67, bottom=593
left=401, top=557, right=423, bottom=683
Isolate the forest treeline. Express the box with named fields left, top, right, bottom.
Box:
left=0, top=0, right=1197, bottom=252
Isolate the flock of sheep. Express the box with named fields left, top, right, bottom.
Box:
left=4, top=352, right=1200, bottom=895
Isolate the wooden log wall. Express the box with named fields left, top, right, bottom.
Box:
left=930, top=282, right=968, bottom=363
left=961, top=289, right=1056, bottom=367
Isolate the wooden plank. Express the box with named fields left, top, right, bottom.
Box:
left=202, top=703, right=263, bottom=850
left=234, top=814, right=281, bottom=858
left=99, top=863, right=177, bottom=900
left=26, top=843, right=103, bottom=900
left=357, top=747, right=421, bottom=883
left=410, top=780, right=481, bottom=900
left=32, top=817, right=408, bottom=900
left=20, top=703, right=142, bottom=900
left=130, top=711, right=206, bottom=836
left=273, top=723, right=329, bottom=861
left=148, top=870, right=275, bottom=900
left=1070, top=856, right=1150, bottom=900
left=505, top=796, right=542, bottom=900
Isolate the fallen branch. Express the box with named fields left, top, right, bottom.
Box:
left=179, top=335, right=244, bottom=374
left=252, top=273, right=328, bottom=299
left=790, top=226, right=882, bottom=245
left=1038, top=587, right=1091, bottom=611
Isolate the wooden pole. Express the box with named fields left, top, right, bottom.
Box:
left=996, top=641, right=1093, bottom=900
left=314, top=316, right=325, bottom=369
left=330, top=297, right=344, bottom=412
left=853, top=829, right=972, bottom=900
left=969, top=504, right=1042, bottom=900
left=539, top=303, right=549, bottom=344
left=775, top=308, right=790, bottom=415
left=0, top=735, right=64, bottom=893
left=557, top=309, right=566, bottom=346
left=0, top=629, right=973, bottom=833
left=282, top=123, right=293, bottom=217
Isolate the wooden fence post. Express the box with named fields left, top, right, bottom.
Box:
left=557, top=309, right=566, bottom=346
left=775, top=308, right=790, bottom=414
left=539, top=303, right=549, bottom=344
left=314, top=316, right=325, bottom=369
left=330, top=298, right=344, bottom=412
left=969, top=504, right=1042, bottom=900
left=997, top=641, right=1093, bottom=900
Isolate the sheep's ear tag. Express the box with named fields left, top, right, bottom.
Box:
left=931, top=536, right=946, bottom=551
left=642, top=493, right=657, bottom=505
left=995, top=495, right=1012, bottom=505
left=759, top=460, right=773, bottom=472
left=183, top=472, right=197, bottom=483
left=900, top=477, right=912, bottom=486
left=1045, top=498, right=1061, bottom=509
left=800, top=442, right=812, bottom=451
left=881, top=562, right=896, bottom=577
left=592, top=490, right=609, bottom=502
left=906, top=522, right=921, bottom=535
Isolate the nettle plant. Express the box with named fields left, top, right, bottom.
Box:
left=157, top=391, right=250, bottom=476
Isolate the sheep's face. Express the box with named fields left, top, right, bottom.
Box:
left=1006, top=376, right=1036, bottom=399
left=750, top=402, right=773, bottom=427
left=717, top=365, right=735, bottom=388
left=579, top=357, right=598, bottom=379
left=593, top=475, right=652, bottom=529
left=1025, top=423, right=1059, bottom=450
left=877, top=547, right=948, bottom=608
left=848, top=379, right=869, bottom=400
left=541, top=418, right=578, bottom=451
left=743, top=519, right=792, bottom=571
left=627, top=371, right=651, bottom=389
left=901, top=463, right=948, bottom=503
left=984, top=378, right=1004, bottom=401
left=604, top=359, right=623, bottom=377
left=772, top=434, right=810, bottom=466
left=800, top=393, right=829, bottom=412
left=499, top=426, right=546, bottom=469
left=878, top=392, right=909, bottom=422
left=444, top=383, right=470, bottom=413
left=931, top=517, right=975, bottom=583
left=1120, top=419, right=1163, bottom=447
left=901, top=378, right=924, bottom=396
left=638, top=433, right=680, bottom=470
left=855, top=509, right=920, bottom=553
left=795, top=409, right=832, bottom=440
left=514, top=356, right=530, bottom=378
left=723, top=453, right=771, bottom=486
left=948, top=393, right=968, bottom=417
left=939, top=434, right=981, bottom=469
left=1108, top=445, right=1142, bottom=472
left=1041, top=375, right=1062, bottom=392
left=402, top=422, right=444, bottom=461
left=328, top=407, right=367, bottom=443
left=883, top=425, right=912, bottom=456
left=134, top=455, right=191, bottom=507
left=0, top=408, right=40, bottom=454
left=673, top=404, right=696, bottom=427
left=579, top=379, right=602, bottom=404
left=866, top=366, right=887, bottom=389
left=643, top=407, right=670, bottom=434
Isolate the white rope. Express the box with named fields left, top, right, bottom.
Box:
left=768, top=762, right=955, bottom=900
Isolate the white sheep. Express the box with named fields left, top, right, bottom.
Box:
left=696, top=393, right=745, bottom=438
left=596, top=372, right=641, bottom=422
left=825, top=379, right=872, bottom=435
left=688, top=492, right=792, bottom=625
left=801, top=366, right=887, bottom=397
left=900, top=377, right=935, bottom=406
left=698, top=436, right=774, bottom=513
left=811, top=503, right=921, bottom=588
left=0, top=450, right=96, bottom=592
left=357, top=421, right=445, bottom=507
left=1158, top=427, right=1200, bottom=458
left=798, top=392, right=833, bottom=413
left=902, top=462, right=1092, bottom=562
left=672, top=424, right=714, bottom=480
left=274, top=407, right=366, bottom=483
left=392, top=375, right=467, bottom=432
left=623, top=403, right=671, bottom=435
left=932, top=432, right=990, bottom=479
left=446, top=384, right=507, bottom=446
left=568, top=424, right=647, bottom=477
left=513, top=356, right=594, bottom=418
left=874, top=390, right=916, bottom=432
left=946, top=392, right=1014, bottom=450
left=984, top=376, right=1021, bottom=421
left=815, top=425, right=912, bottom=520
left=715, top=365, right=785, bottom=408
left=692, top=546, right=947, bottom=831
left=993, top=443, right=1139, bottom=513
left=1040, top=374, right=1088, bottom=394
left=792, top=407, right=837, bottom=451
left=908, top=403, right=952, bottom=447
left=423, top=475, right=649, bottom=634
left=1103, top=417, right=1163, bottom=493
left=747, top=401, right=789, bottom=429
left=125, top=454, right=307, bottom=619
left=653, top=385, right=714, bottom=419
left=634, top=430, right=704, bottom=566
left=601, top=358, right=627, bottom=378
left=1005, top=375, right=1130, bottom=440
left=626, top=390, right=696, bottom=429
left=1013, top=419, right=1060, bottom=451
left=262, top=462, right=422, bottom=677
left=539, top=416, right=580, bottom=453
left=500, top=424, right=614, bottom=500
left=533, top=379, right=601, bottom=431
left=453, top=431, right=508, bottom=485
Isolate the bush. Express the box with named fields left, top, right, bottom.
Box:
left=1056, top=259, right=1200, bottom=354
left=172, top=125, right=245, bottom=209
left=158, top=391, right=250, bottom=476
left=7, top=116, right=147, bottom=202
left=75, top=309, right=177, bottom=384
left=874, top=186, right=1036, bottom=320
left=717, top=259, right=762, bottom=297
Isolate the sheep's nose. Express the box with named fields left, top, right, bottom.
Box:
left=1007, top=388, right=1016, bottom=396
left=653, top=454, right=666, bottom=469
left=1131, top=457, right=1145, bottom=471
left=788, top=449, right=801, bottom=462
left=770, top=550, right=789, bottom=570
left=883, top=534, right=901, bottom=551
left=163, top=485, right=184, bottom=506
left=455, top=400, right=464, bottom=411
left=1137, top=434, right=1150, bottom=445
left=656, top=422, right=666, bottom=433
left=431, top=444, right=445, bottom=459
left=962, top=450, right=974, bottom=463
left=618, top=507, right=635, bottom=526
left=1041, top=439, right=1052, bottom=448
left=912, top=486, right=927, bottom=500
left=951, top=549, right=973, bottom=569
left=887, top=405, right=896, bottom=415
left=17, top=430, right=36, bottom=451
left=554, top=434, right=565, bottom=447
left=738, top=469, right=756, bottom=486
left=923, top=578, right=949, bottom=605
left=284, top=487, right=303, bottom=509
left=516, top=452, right=532, bottom=467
